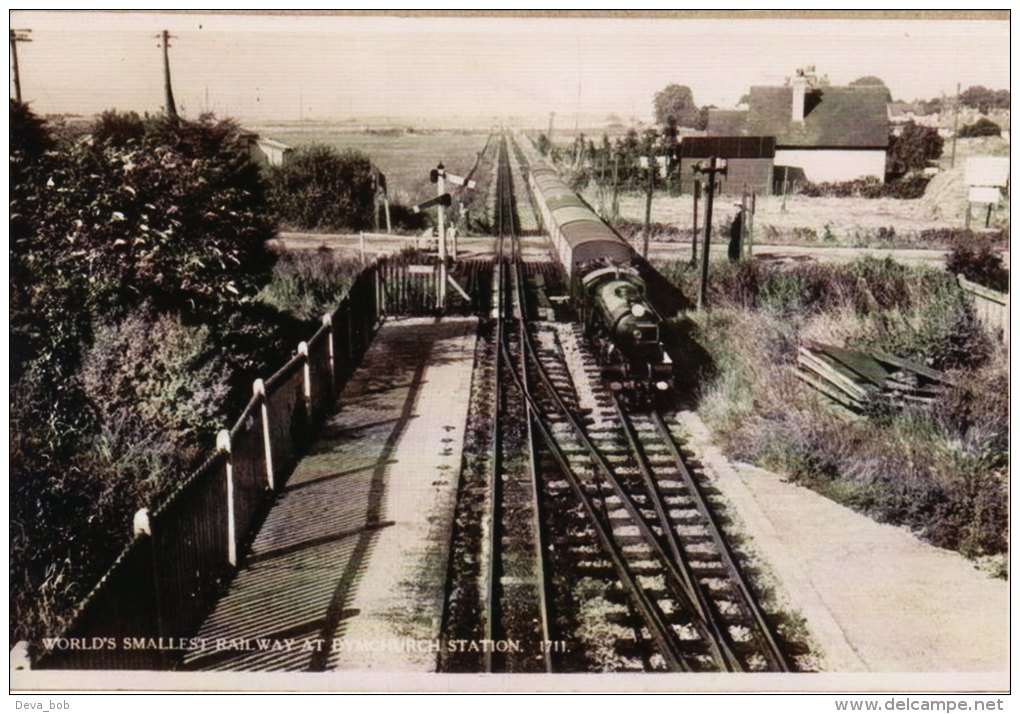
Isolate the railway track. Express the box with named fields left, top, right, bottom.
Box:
left=443, top=133, right=796, bottom=673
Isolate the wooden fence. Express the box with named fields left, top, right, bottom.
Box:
left=30, top=253, right=483, bottom=669
left=958, top=274, right=1009, bottom=347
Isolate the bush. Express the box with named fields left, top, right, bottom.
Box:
left=918, top=228, right=1008, bottom=251
left=888, top=121, right=943, bottom=174
left=79, top=306, right=231, bottom=463
left=91, top=109, right=146, bottom=146
left=958, top=118, right=1002, bottom=138
left=946, top=240, right=1009, bottom=293
left=799, top=175, right=930, bottom=199
left=267, top=145, right=375, bottom=231
left=10, top=106, right=281, bottom=642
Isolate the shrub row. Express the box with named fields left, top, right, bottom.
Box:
left=798, top=175, right=931, bottom=199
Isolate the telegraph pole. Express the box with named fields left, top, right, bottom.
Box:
left=694, top=157, right=727, bottom=309
left=692, top=179, right=700, bottom=265
left=9, top=29, right=31, bottom=103
left=156, top=30, right=178, bottom=119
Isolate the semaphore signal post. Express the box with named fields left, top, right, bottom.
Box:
left=413, top=162, right=476, bottom=311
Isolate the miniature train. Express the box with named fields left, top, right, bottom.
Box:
left=522, top=146, right=674, bottom=397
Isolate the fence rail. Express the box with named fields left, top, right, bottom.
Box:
left=30, top=252, right=474, bottom=670
left=958, top=274, right=1009, bottom=347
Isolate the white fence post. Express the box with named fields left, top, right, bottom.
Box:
left=133, top=508, right=152, bottom=536
left=217, top=429, right=237, bottom=567
left=298, top=341, right=312, bottom=421
left=322, top=314, right=335, bottom=397
left=253, top=379, right=274, bottom=491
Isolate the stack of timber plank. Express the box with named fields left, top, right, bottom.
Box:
left=796, top=340, right=954, bottom=412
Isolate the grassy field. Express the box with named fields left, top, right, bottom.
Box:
left=249, top=124, right=492, bottom=206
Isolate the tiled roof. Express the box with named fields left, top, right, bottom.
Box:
left=707, top=85, right=889, bottom=149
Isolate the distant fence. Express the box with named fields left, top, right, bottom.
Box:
left=958, top=274, right=1009, bottom=347
left=29, top=252, right=485, bottom=670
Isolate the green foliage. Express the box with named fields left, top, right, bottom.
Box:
left=91, top=109, right=146, bottom=146
left=958, top=117, right=1001, bottom=138
left=13, top=111, right=275, bottom=331
left=945, top=240, right=1010, bottom=293
left=848, top=75, right=892, bottom=101
left=10, top=99, right=54, bottom=166
left=79, top=306, right=231, bottom=457
left=888, top=121, right=944, bottom=174
left=266, top=144, right=375, bottom=231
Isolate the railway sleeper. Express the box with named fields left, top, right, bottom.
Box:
left=603, top=494, right=652, bottom=509
left=689, top=561, right=730, bottom=578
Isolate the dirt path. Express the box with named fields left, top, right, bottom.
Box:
left=673, top=410, right=1009, bottom=676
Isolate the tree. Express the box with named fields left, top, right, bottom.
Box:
left=661, top=116, right=678, bottom=145
left=849, top=76, right=892, bottom=102
left=960, top=86, right=1010, bottom=113
left=653, top=84, right=701, bottom=128
left=888, top=121, right=944, bottom=174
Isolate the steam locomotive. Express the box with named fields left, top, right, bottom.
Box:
left=523, top=148, right=674, bottom=398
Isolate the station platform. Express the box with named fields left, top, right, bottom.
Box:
left=183, top=317, right=477, bottom=672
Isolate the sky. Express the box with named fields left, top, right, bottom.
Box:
left=9, top=11, right=1012, bottom=124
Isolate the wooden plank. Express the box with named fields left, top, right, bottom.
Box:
left=795, top=369, right=864, bottom=411
left=805, top=340, right=890, bottom=387
left=957, top=274, right=1008, bottom=305
left=797, top=349, right=871, bottom=400
left=889, top=393, right=936, bottom=406
left=869, top=350, right=955, bottom=386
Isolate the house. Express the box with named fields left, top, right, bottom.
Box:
left=888, top=101, right=921, bottom=125
left=677, top=136, right=775, bottom=196
left=707, top=69, right=889, bottom=184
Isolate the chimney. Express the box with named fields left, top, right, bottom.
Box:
left=791, top=73, right=807, bottom=124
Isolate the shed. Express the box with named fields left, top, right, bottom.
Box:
left=678, top=136, right=775, bottom=196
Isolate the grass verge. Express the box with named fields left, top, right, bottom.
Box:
left=658, top=258, right=1007, bottom=570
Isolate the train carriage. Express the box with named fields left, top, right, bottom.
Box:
left=526, top=168, right=635, bottom=276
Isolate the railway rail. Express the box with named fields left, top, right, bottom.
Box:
left=508, top=134, right=792, bottom=671
left=440, top=132, right=796, bottom=672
